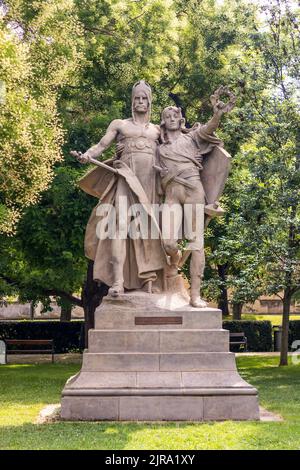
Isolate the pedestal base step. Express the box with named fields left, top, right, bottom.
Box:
left=60, top=296, right=260, bottom=421
left=61, top=394, right=260, bottom=421
left=82, top=352, right=237, bottom=372
left=63, top=370, right=252, bottom=389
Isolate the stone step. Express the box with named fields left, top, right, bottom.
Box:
left=61, top=394, right=260, bottom=421
left=61, top=294, right=260, bottom=422
left=82, top=352, right=237, bottom=372
left=95, top=309, right=222, bottom=330
left=88, top=329, right=229, bottom=353
left=64, top=370, right=253, bottom=390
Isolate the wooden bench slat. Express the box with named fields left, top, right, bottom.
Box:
left=5, top=339, right=54, bottom=363
left=5, top=340, right=53, bottom=345
left=8, top=350, right=53, bottom=354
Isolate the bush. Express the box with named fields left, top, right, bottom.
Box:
left=0, top=319, right=274, bottom=353
left=223, top=320, right=273, bottom=352
left=0, top=321, right=84, bottom=353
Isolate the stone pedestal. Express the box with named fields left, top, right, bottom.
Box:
left=61, top=292, right=259, bottom=421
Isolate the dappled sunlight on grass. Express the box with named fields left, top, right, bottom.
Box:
left=236, top=356, right=295, bottom=369
left=0, top=358, right=300, bottom=449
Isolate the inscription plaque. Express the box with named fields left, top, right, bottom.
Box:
left=135, top=316, right=182, bottom=325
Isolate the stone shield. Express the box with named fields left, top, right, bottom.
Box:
left=201, top=146, right=231, bottom=204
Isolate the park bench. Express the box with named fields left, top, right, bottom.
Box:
left=229, top=332, right=247, bottom=352
left=5, top=339, right=54, bottom=363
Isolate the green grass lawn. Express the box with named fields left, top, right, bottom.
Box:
left=0, top=357, right=300, bottom=450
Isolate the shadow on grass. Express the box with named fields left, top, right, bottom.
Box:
left=0, top=421, right=136, bottom=450
left=237, top=357, right=300, bottom=422
left=1, top=358, right=300, bottom=449
left=1, top=419, right=300, bottom=450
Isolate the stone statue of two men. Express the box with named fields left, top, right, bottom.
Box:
left=73, top=80, right=236, bottom=308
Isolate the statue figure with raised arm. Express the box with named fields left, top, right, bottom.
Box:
left=158, top=86, right=236, bottom=308
left=72, top=80, right=167, bottom=297
left=62, top=83, right=260, bottom=425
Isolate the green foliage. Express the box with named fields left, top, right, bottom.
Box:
left=204, top=0, right=300, bottom=311
left=14, top=166, right=93, bottom=303
left=1, top=0, right=256, bottom=306
left=0, top=165, right=92, bottom=307
left=1, top=0, right=299, bottom=323
left=223, top=320, right=273, bottom=352
left=0, top=319, right=275, bottom=353
left=160, top=0, right=257, bottom=125
left=61, top=0, right=179, bottom=150
left=236, top=0, right=300, bottom=298
left=0, top=20, right=62, bottom=232
left=0, top=0, right=84, bottom=233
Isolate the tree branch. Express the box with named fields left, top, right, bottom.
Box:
left=42, top=289, right=83, bottom=307
left=0, top=274, right=83, bottom=307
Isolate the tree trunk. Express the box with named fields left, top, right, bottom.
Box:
left=81, top=260, right=108, bottom=348
left=280, top=288, right=292, bottom=366
left=280, top=127, right=300, bottom=365
left=60, top=300, right=72, bottom=322
left=232, top=302, right=243, bottom=320
left=217, top=264, right=229, bottom=315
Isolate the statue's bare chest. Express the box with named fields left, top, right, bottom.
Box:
left=117, top=121, right=159, bottom=141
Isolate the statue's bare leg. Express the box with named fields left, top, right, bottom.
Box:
left=190, top=249, right=207, bottom=308
left=162, top=186, right=183, bottom=275
left=184, top=185, right=207, bottom=308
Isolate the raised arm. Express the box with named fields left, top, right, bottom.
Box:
left=73, top=119, right=121, bottom=164
left=202, top=86, right=236, bottom=135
